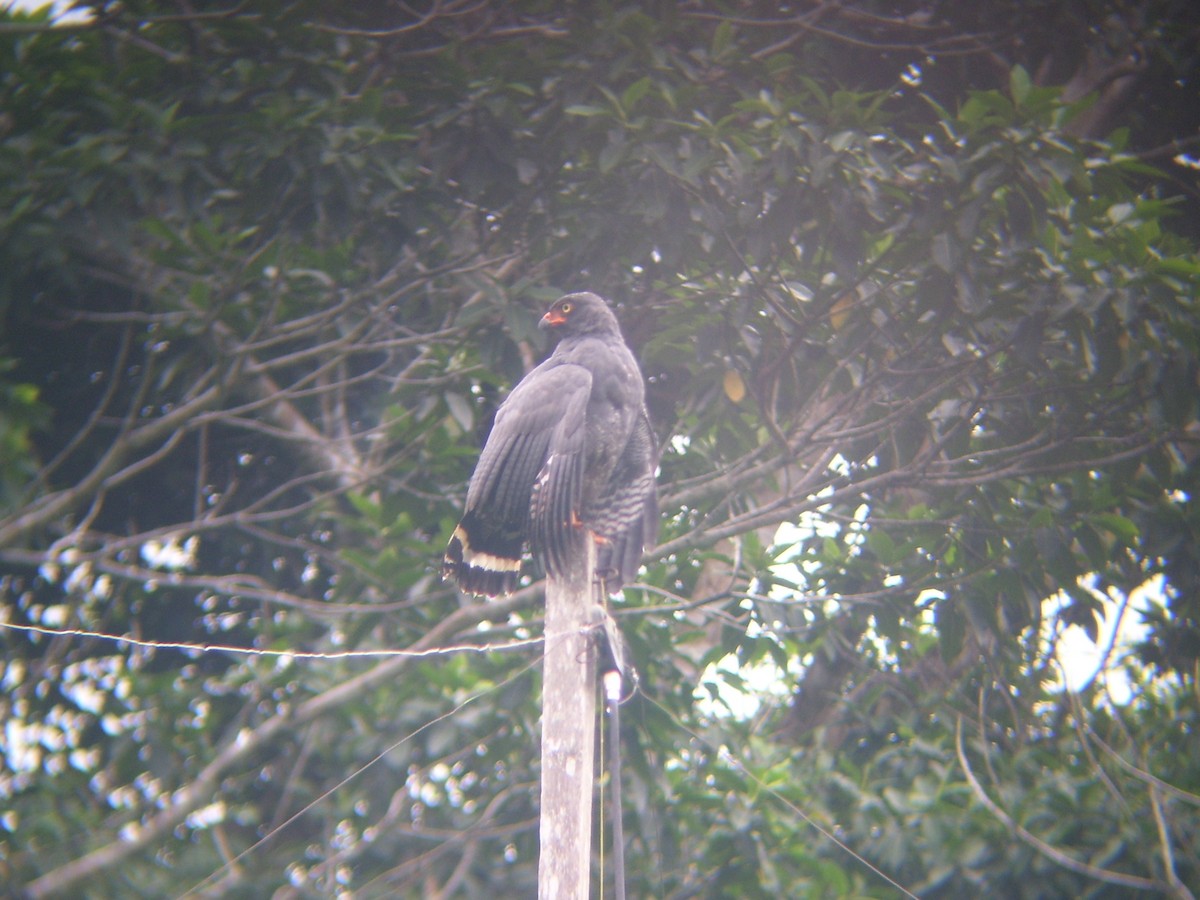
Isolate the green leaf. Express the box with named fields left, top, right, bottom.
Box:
left=866, top=528, right=896, bottom=564
left=564, top=103, right=608, bottom=117
left=931, top=232, right=957, bottom=272
left=711, top=20, right=734, bottom=58
left=621, top=76, right=653, bottom=111
left=1093, top=512, right=1139, bottom=545
left=936, top=600, right=965, bottom=664
left=345, top=491, right=381, bottom=521
left=1009, top=65, right=1032, bottom=107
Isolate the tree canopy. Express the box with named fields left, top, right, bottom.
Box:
left=2, top=1, right=1199, bottom=897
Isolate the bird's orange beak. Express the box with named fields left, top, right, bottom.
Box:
left=540, top=309, right=567, bottom=328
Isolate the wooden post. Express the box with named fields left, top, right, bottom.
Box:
left=538, top=537, right=597, bottom=900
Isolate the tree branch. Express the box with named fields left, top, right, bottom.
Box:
left=21, top=588, right=535, bottom=899
left=955, top=717, right=1161, bottom=892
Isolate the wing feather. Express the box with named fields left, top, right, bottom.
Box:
left=467, top=370, right=581, bottom=515
left=527, top=370, right=591, bottom=577
left=464, top=364, right=592, bottom=579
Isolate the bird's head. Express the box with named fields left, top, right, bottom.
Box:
left=539, top=292, right=620, bottom=337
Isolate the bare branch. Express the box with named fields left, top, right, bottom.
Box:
left=955, top=717, right=1162, bottom=893
left=21, top=587, right=537, bottom=899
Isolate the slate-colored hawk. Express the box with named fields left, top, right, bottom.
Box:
left=443, top=292, right=657, bottom=598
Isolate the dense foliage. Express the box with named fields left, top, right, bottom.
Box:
left=2, top=1, right=1199, bottom=897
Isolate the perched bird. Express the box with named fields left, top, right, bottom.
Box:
left=443, top=292, right=657, bottom=598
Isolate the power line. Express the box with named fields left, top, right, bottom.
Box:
left=0, top=620, right=543, bottom=660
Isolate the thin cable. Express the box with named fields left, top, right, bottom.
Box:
left=179, top=653, right=543, bottom=898
left=0, top=620, right=543, bottom=659
left=604, top=670, right=627, bottom=900
left=640, top=691, right=920, bottom=900
left=599, top=675, right=606, bottom=900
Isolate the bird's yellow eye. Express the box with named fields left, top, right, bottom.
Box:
left=560, top=302, right=572, bottom=314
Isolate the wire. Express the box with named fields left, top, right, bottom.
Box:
left=0, top=620, right=544, bottom=659
left=604, top=669, right=627, bottom=900
left=640, top=691, right=920, bottom=900
left=179, top=653, right=544, bottom=898
left=5, top=614, right=918, bottom=896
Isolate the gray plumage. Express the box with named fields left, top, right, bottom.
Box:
left=443, top=292, right=657, bottom=597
